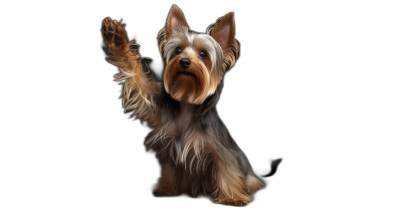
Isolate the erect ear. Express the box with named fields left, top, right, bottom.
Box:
left=166, top=5, right=189, bottom=35
left=208, top=12, right=240, bottom=71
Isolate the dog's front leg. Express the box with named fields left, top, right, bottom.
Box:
left=101, top=18, right=162, bottom=127
left=102, top=18, right=142, bottom=74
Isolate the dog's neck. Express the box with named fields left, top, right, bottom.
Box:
left=179, top=101, right=195, bottom=112
left=177, top=101, right=196, bottom=126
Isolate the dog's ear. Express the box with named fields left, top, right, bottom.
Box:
left=209, top=12, right=235, bottom=52
left=158, top=5, right=189, bottom=58
left=166, top=5, right=189, bottom=35
left=207, top=12, right=240, bottom=71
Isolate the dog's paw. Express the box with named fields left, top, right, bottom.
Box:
left=101, top=17, right=128, bottom=51
left=152, top=189, right=179, bottom=197
left=214, top=198, right=251, bottom=206
left=153, top=190, right=166, bottom=197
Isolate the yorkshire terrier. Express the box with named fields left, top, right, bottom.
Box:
left=101, top=5, right=281, bottom=206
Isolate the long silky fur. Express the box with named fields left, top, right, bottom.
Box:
left=104, top=41, right=160, bottom=125
left=144, top=84, right=266, bottom=198
left=102, top=5, right=279, bottom=205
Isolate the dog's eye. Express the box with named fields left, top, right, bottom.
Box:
left=199, top=50, right=207, bottom=58
left=175, top=47, right=182, bottom=55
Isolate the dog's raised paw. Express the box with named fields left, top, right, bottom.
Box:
left=101, top=17, right=128, bottom=51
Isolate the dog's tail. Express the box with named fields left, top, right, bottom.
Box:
left=262, top=158, right=283, bottom=177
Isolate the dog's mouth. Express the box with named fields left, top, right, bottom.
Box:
left=180, top=71, right=195, bottom=77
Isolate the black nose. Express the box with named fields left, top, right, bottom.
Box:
left=179, top=58, right=191, bottom=69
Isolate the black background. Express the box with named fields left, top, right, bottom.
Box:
left=35, top=1, right=341, bottom=222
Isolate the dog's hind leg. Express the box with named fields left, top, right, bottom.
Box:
left=210, top=152, right=253, bottom=206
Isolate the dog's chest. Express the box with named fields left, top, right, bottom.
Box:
left=165, top=103, right=196, bottom=137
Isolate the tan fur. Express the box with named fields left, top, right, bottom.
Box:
left=163, top=56, right=219, bottom=105
left=160, top=6, right=223, bottom=105
left=245, top=173, right=265, bottom=194
left=102, top=18, right=162, bottom=127
left=203, top=131, right=263, bottom=205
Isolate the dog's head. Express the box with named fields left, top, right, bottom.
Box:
left=158, top=5, right=240, bottom=105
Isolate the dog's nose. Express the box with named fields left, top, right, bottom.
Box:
left=179, top=58, right=191, bottom=69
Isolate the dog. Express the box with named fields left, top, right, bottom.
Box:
left=101, top=5, right=281, bottom=206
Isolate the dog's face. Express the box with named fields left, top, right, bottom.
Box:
left=158, top=5, right=240, bottom=105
